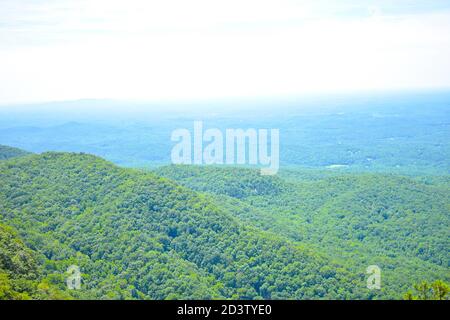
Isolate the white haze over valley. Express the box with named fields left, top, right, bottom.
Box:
left=0, top=0, right=450, bottom=106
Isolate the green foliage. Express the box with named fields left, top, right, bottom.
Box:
left=156, top=165, right=285, bottom=199
left=0, top=152, right=367, bottom=300
left=404, top=280, right=449, bottom=300
left=0, top=223, right=71, bottom=299
left=1, top=150, right=448, bottom=300
left=156, top=165, right=450, bottom=299
left=0, top=145, right=30, bottom=161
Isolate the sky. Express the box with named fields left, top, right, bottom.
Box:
left=1, top=0, right=450, bottom=104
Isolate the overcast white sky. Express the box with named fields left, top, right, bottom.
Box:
left=1, top=0, right=450, bottom=104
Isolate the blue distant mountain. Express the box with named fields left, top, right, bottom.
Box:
left=0, top=91, right=449, bottom=173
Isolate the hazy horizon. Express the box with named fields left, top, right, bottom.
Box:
left=1, top=1, right=450, bottom=105
left=0, top=86, right=450, bottom=111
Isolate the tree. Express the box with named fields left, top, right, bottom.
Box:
left=404, top=280, right=449, bottom=300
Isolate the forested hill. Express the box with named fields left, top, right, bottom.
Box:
left=156, top=165, right=449, bottom=266
left=0, top=223, right=71, bottom=299
left=156, top=165, right=450, bottom=298
left=0, top=152, right=371, bottom=299
left=0, top=145, right=31, bottom=160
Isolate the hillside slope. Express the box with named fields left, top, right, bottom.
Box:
left=0, top=223, right=71, bottom=299
left=0, top=145, right=30, bottom=160
left=0, top=152, right=369, bottom=299
left=156, top=165, right=450, bottom=298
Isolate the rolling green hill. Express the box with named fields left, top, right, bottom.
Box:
left=0, top=223, right=71, bottom=299
left=0, top=152, right=371, bottom=299
left=156, top=165, right=450, bottom=298
left=0, top=146, right=448, bottom=300
left=0, top=145, right=31, bottom=160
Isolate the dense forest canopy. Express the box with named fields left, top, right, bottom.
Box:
left=0, top=147, right=448, bottom=300
left=0, top=145, right=30, bottom=161
left=0, top=152, right=365, bottom=299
